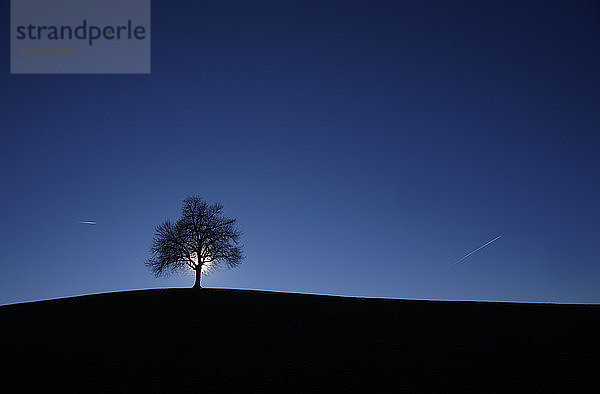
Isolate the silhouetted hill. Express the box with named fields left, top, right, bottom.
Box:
left=2, top=289, right=599, bottom=392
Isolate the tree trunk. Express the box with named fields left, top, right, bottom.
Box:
left=193, top=268, right=202, bottom=289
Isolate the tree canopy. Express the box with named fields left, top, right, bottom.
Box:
left=146, top=196, right=244, bottom=288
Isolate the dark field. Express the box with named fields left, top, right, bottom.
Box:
left=1, top=289, right=599, bottom=392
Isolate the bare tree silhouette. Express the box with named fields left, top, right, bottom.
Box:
left=146, top=196, right=244, bottom=289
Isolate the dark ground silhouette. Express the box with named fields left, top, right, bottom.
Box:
left=1, top=289, right=599, bottom=392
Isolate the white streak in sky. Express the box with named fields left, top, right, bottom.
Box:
left=80, top=221, right=97, bottom=225
left=450, top=235, right=502, bottom=268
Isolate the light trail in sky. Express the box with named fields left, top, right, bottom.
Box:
left=450, top=235, right=502, bottom=268
left=80, top=221, right=97, bottom=225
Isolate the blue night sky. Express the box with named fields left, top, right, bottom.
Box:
left=1, top=1, right=599, bottom=305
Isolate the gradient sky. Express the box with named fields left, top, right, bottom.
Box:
left=1, top=1, right=599, bottom=305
